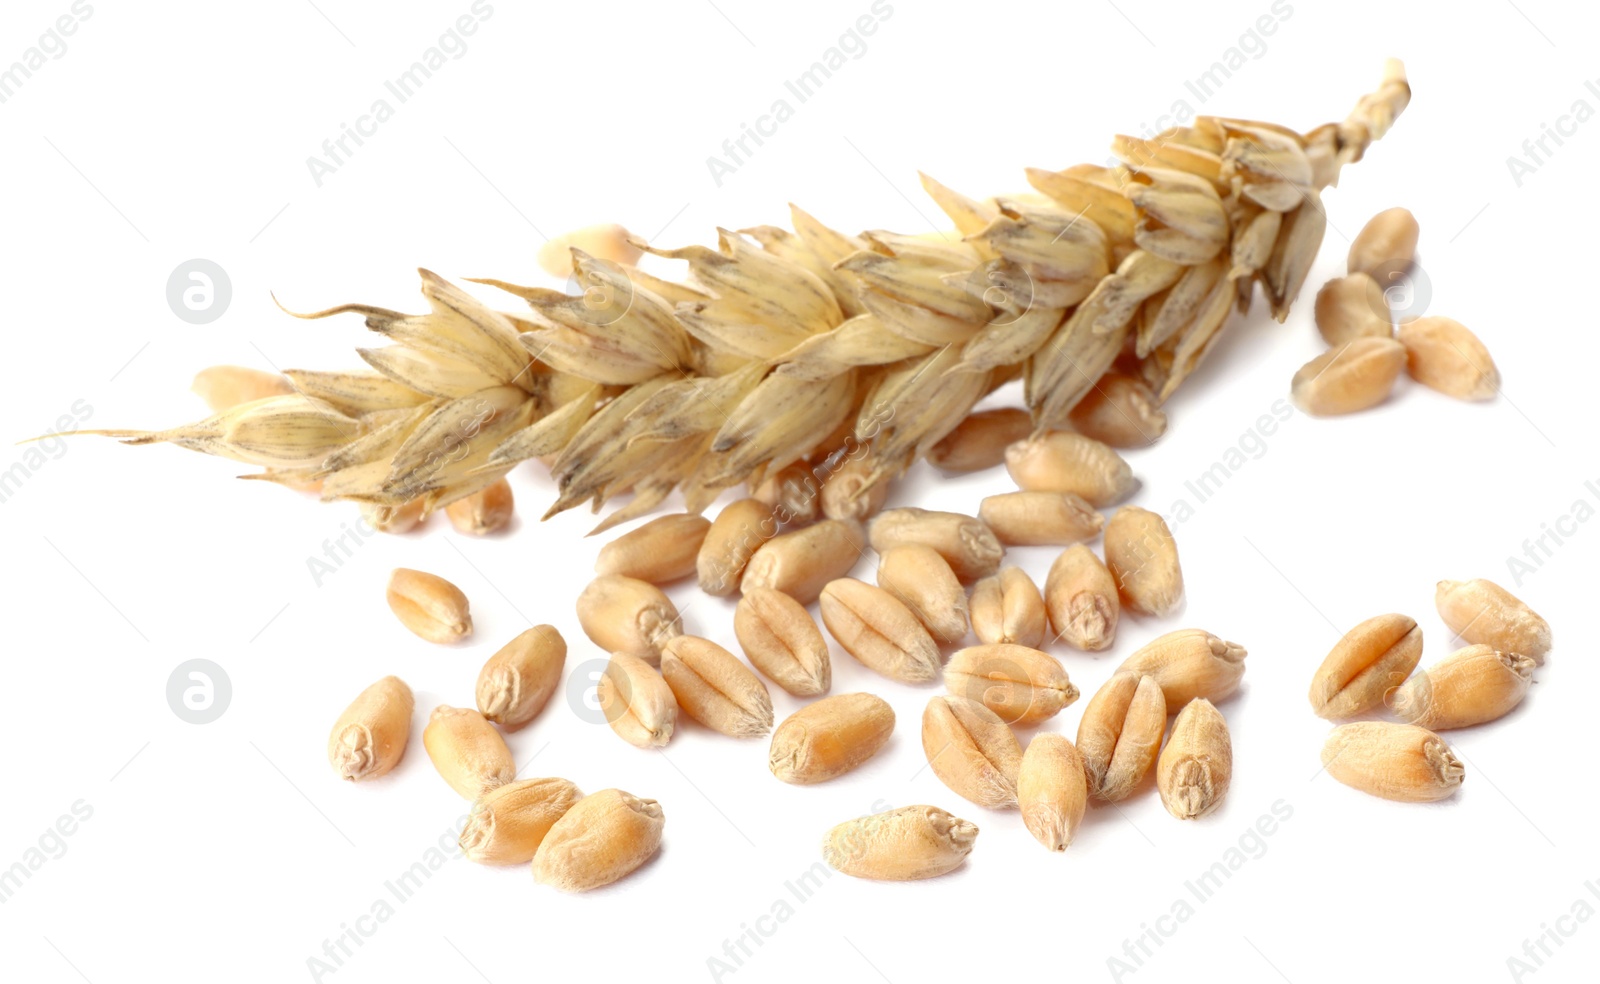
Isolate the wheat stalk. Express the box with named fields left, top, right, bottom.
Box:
left=78, top=62, right=1408, bottom=532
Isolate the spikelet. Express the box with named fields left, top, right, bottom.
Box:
left=75, top=65, right=1409, bottom=528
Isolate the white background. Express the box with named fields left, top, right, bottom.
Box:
left=2, top=1, right=1596, bottom=982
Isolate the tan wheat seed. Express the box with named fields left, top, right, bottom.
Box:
left=1157, top=698, right=1232, bottom=820
left=1435, top=578, right=1551, bottom=663
left=1397, top=317, right=1499, bottom=400
left=1321, top=721, right=1463, bottom=802
left=576, top=574, right=683, bottom=666
left=876, top=544, right=969, bottom=645
left=1077, top=671, right=1167, bottom=801
left=1018, top=734, right=1088, bottom=851
left=1390, top=644, right=1535, bottom=730
left=968, top=566, right=1047, bottom=649
left=1044, top=543, right=1120, bottom=651
left=822, top=805, right=976, bottom=880
left=460, top=777, right=583, bottom=865
left=386, top=568, right=472, bottom=644
left=595, top=513, right=712, bottom=583
left=328, top=675, right=413, bottom=782
left=819, top=577, right=943, bottom=684
left=944, top=644, right=1078, bottom=727
left=475, top=625, right=567, bottom=731
left=734, top=587, right=831, bottom=697
left=1308, top=613, right=1422, bottom=719
left=660, top=635, right=774, bottom=737
left=532, top=788, right=664, bottom=892
left=1103, top=505, right=1184, bottom=617
left=769, top=692, right=895, bottom=784
left=596, top=651, right=678, bottom=748
left=422, top=705, right=515, bottom=799
left=922, top=695, right=1023, bottom=809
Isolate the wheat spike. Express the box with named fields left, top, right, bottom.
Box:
left=76, top=64, right=1409, bottom=526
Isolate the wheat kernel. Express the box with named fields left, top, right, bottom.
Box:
left=1067, top=373, right=1168, bottom=448
left=532, top=788, right=664, bottom=892
left=1308, top=613, right=1422, bottom=719
left=868, top=507, right=1003, bottom=581
left=445, top=478, right=514, bottom=535
left=698, top=498, right=778, bottom=596
left=1321, top=721, right=1463, bottom=802
left=422, top=706, right=515, bottom=799
left=944, top=644, right=1077, bottom=727
left=967, top=566, right=1045, bottom=649
left=1157, top=698, right=1232, bottom=820
left=1347, top=207, right=1418, bottom=280
left=734, top=587, right=831, bottom=697
left=660, top=635, right=774, bottom=738
left=475, top=626, right=567, bottom=732
left=1004, top=431, right=1137, bottom=507
left=1390, top=644, right=1535, bottom=730
left=460, top=777, right=582, bottom=865
left=386, top=568, right=472, bottom=644
left=595, top=513, right=712, bottom=584
left=927, top=408, right=1033, bottom=472
left=978, top=491, right=1104, bottom=547
left=576, top=574, right=682, bottom=666
left=769, top=692, right=894, bottom=784
left=822, top=805, right=977, bottom=880
left=1018, top=734, right=1088, bottom=851
left=820, top=577, right=942, bottom=684
left=328, top=676, right=413, bottom=782
left=1044, top=544, right=1119, bottom=651
left=1397, top=317, right=1499, bottom=401
left=1118, top=628, right=1247, bottom=706
left=1314, top=273, right=1392, bottom=346
left=922, top=695, right=1023, bottom=809
left=1290, top=336, right=1406, bottom=415
left=1435, top=578, right=1551, bottom=663
left=741, top=519, right=864, bottom=605
left=876, top=545, right=969, bottom=645
left=1103, top=505, right=1184, bottom=617
left=596, top=651, right=677, bottom=748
